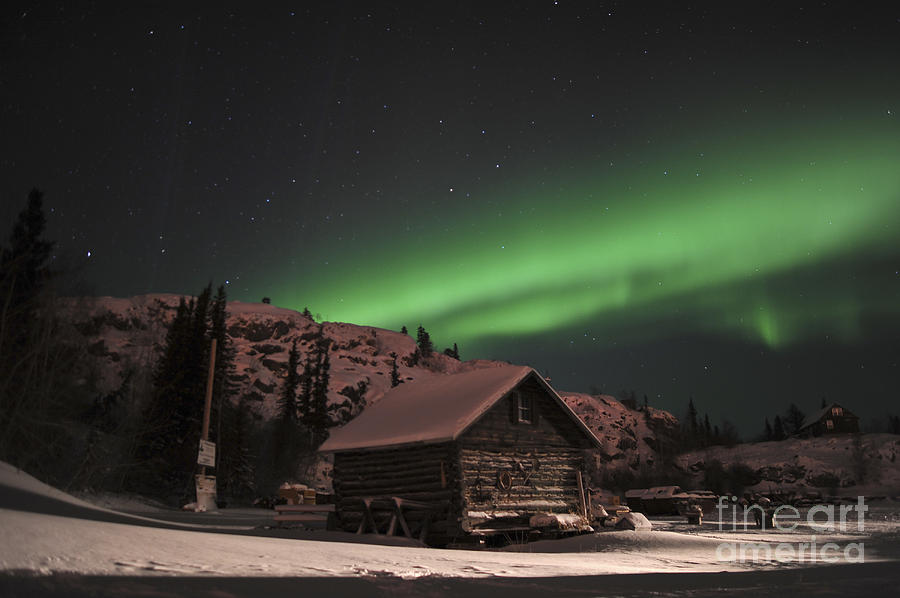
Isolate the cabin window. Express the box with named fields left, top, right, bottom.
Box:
left=516, top=391, right=533, bottom=424
left=831, top=407, right=843, bottom=417
left=826, top=419, right=834, bottom=430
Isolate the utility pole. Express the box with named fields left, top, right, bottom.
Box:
left=195, top=338, right=218, bottom=510
left=200, top=338, right=217, bottom=474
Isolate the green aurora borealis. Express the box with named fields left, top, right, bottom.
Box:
left=6, top=4, right=898, bottom=428
left=271, top=114, right=899, bottom=355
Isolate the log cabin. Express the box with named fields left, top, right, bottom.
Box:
left=319, top=365, right=602, bottom=546
left=796, top=403, right=860, bottom=437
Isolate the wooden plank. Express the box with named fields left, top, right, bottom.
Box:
left=274, top=514, right=330, bottom=522
left=576, top=470, right=589, bottom=520
left=275, top=504, right=335, bottom=512
left=338, top=489, right=454, bottom=503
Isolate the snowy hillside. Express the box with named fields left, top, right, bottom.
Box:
left=63, top=294, right=681, bottom=486
left=559, top=392, right=679, bottom=469
left=677, top=435, right=900, bottom=496
left=67, top=294, right=500, bottom=421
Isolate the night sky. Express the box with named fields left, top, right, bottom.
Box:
left=2, top=3, right=898, bottom=433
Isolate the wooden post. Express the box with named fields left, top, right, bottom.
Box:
left=200, top=338, right=217, bottom=476
left=576, top=470, right=590, bottom=521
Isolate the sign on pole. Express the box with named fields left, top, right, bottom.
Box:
left=198, top=439, right=216, bottom=467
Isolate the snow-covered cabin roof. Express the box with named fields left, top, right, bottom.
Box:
left=320, top=365, right=601, bottom=452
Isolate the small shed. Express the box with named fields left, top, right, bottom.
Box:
left=319, top=365, right=602, bottom=546
left=797, top=403, right=860, bottom=437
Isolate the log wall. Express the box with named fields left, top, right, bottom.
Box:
left=456, top=376, right=591, bottom=529
left=331, top=442, right=462, bottom=545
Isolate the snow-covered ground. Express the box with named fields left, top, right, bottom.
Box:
left=2, top=461, right=900, bottom=597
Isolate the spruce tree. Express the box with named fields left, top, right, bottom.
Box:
left=276, top=340, right=301, bottom=423
left=773, top=415, right=786, bottom=440
left=208, top=285, right=237, bottom=479
left=132, top=283, right=230, bottom=499
left=218, top=396, right=255, bottom=500
left=765, top=417, right=773, bottom=441
left=416, top=325, right=433, bottom=355
left=298, top=352, right=315, bottom=424
left=0, top=188, right=68, bottom=473
left=272, top=340, right=302, bottom=483
left=311, top=340, right=332, bottom=446
left=784, top=403, right=806, bottom=436
left=1, top=188, right=53, bottom=335
left=443, top=343, right=460, bottom=359
left=683, top=398, right=698, bottom=448
left=389, top=352, right=401, bottom=387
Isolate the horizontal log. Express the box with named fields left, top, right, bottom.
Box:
left=274, top=514, right=330, bottom=522
left=336, top=470, right=451, bottom=488
left=337, top=481, right=449, bottom=496
left=335, top=445, right=454, bottom=466
left=335, top=457, right=451, bottom=476
left=459, top=447, right=581, bottom=456
left=337, top=489, right=454, bottom=504
left=275, top=504, right=335, bottom=512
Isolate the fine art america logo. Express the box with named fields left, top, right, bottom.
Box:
left=714, top=495, right=867, bottom=564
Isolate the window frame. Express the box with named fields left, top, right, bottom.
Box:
left=515, top=391, right=533, bottom=424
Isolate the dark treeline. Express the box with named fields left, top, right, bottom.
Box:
left=128, top=283, right=256, bottom=502
left=760, top=402, right=807, bottom=441
left=0, top=189, right=89, bottom=483
left=615, top=389, right=742, bottom=451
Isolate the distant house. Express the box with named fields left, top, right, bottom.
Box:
left=797, top=403, right=860, bottom=437
left=319, top=365, right=602, bottom=546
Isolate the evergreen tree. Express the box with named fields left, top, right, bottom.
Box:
left=773, top=415, right=786, bottom=440
left=784, top=403, right=806, bottom=436
left=208, top=285, right=237, bottom=477
left=272, top=339, right=302, bottom=483
left=765, top=417, right=773, bottom=441
left=416, top=325, right=433, bottom=355
left=1, top=188, right=53, bottom=335
left=389, top=352, right=401, bottom=387
left=277, top=340, right=301, bottom=422
left=132, top=283, right=229, bottom=499
left=443, top=343, right=460, bottom=360
left=400, top=325, right=408, bottom=335
left=889, top=415, right=900, bottom=435
left=298, top=352, right=315, bottom=424
left=310, top=339, right=332, bottom=446
left=0, top=188, right=74, bottom=475
left=683, top=398, right=698, bottom=448
left=134, top=297, right=196, bottom=495
left=217, top=397, right=255, bottom=500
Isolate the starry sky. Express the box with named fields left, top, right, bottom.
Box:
left=2, top=2, right=898, bottom=434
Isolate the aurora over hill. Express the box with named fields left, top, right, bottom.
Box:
left=272, top=113, right=899, bottom=352
left=2, top=3, right=897, bottom=431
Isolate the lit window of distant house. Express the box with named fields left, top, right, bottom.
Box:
left=516, top=392, right=533, bottom=424
left=826, top=419, right=834, bottom=430
left=831, top=407, right=843, bottom=417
